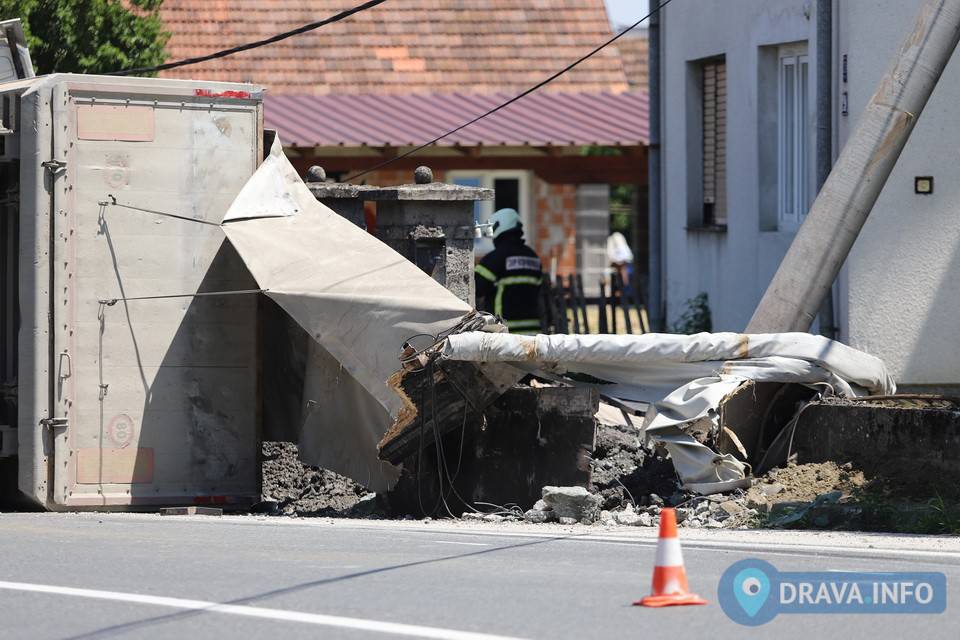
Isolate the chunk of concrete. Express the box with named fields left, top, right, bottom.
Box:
left=760, top=483, right=785, bottom=497
left=614, top=510, right=641, bottom=526
left=719, top=500, right=745, bottom=516
left=541, top=486, right=601, bottom=523
left=523, top=508, right=554, bottom=523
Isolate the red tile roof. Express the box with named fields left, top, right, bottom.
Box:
left=616, top=30, right=649, bottom=89
left=265, top=90, right=648, bottom=148
left=159, top=0, right=630, bottom=95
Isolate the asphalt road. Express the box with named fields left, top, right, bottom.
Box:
left=0, top=513, right=957, bottom=639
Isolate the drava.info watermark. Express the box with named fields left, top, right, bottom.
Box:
left=718, top=559, right=947, bottom=626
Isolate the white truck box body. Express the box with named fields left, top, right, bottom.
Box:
left=2, top=74, right=263, bottom=508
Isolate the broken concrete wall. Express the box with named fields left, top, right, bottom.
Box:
left=386, top=385, right=598, bottom=517
left=790, top=397, right=960, bottom=499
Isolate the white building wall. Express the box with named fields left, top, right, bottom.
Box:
left=662, top=0, right=960, bottom=388
left=838, top=0, right=960, bottom=389
left=661, top=0, right=817, bottom=332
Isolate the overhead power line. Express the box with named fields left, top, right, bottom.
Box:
left=344, top=0, right=676, bottom=182
left=107, top=0, right=388, bottom=76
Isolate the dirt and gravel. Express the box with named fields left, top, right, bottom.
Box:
left=261, top=441, right=377, bottom=516
left=260, top=429, right=957, bottom=533
left=750, top=461, right=866, bottom=504
left=588, top=418, right=680, bottom=511
left=259, top=417, right=683, bottom=519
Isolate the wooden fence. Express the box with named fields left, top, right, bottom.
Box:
left=541, top=272, right=650, bottom=335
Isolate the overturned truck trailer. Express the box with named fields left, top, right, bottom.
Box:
left=1, top=74, right=266, bottom=508
left=1, top=72, right=479, bottom=510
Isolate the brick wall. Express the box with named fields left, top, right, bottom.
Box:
left=532, top=178, right=578, bottom=278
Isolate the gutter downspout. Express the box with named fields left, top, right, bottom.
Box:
left=647, top=3, right=663, bottom=331
left=815, top=0, right=836, bottom=339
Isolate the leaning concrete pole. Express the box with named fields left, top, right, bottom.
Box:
left=747, top=0, right=960, bottom=333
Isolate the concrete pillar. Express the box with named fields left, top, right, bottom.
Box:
left=367, top=167, right=492, bottom=306
left=305, top=166, right=375, bottom=229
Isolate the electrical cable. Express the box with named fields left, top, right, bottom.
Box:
left=399, top=311, right=493, bottom=369
left=107, top=0, right=388, bottom=76
left=98, top=289, right=265, bottom=305
left=344, top=0, right=676, bottom=182
left=100, top=194, right=224, bottom=227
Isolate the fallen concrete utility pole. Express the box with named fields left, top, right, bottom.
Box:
left=747, top=0, right=960, bottom=333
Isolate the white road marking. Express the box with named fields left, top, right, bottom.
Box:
left=433, top=540, right=491, bottom=547
left=0, top=580, right=526, bottom=640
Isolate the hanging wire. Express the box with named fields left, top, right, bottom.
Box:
left=107, top=0, right=389, bottom=76
left=399, top=311, right=494, bottom=370
left=344, top=0, right=677, bottom=182
left=100, top=195, right=222, bottom=227
left=98, top=289, right=266, bottom=306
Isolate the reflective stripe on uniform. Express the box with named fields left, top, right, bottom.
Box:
left=475, top=264, right=497, bottom=283
left=505, top=319, right=542, bottom=330
left=493, top=275, right=543, bottom=317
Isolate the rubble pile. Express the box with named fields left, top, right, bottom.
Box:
left=514, top=461, right=875, bottom=530
left=588, top=416, right=682, bottom=511
left=261, top=442, right=380, bottom=517
left=261, top=430, right=905, bottom=532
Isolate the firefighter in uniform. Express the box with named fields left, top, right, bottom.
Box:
left=474, top=208, right=544, bottom=334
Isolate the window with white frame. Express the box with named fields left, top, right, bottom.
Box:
left=778, top=46, right=810, bottom=229
left=447, top=170, right=531, bottom=256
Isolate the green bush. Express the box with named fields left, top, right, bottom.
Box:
left=1, top=0, right=169, bottom=75
left=670, top=293, right=712, bottom=334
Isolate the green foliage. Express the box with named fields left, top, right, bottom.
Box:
left=579, top=146, right=639, bottom=245
left=0, top=0, right=169, bottom=75
left=608, top=185, right=635, bottom=237
left=580, top=145, right=624, bottom=157
left=914, top=494, right=960, bottom=535
left=670, top=292, right=712, bottom=334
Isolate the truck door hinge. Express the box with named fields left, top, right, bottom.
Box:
left=41, top=160, right=67, bottom=174
left=39, top=417, right=68, bottom=429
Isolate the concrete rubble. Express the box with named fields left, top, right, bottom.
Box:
left=523, top=486, right=602, bottom=524
left=261, top=442, right=383, bottom=517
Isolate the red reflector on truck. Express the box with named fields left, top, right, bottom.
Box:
left=195, top=89, right=252, bottom=100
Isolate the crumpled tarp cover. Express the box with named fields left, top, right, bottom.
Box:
left=441, top=331, right=895, bottom=492
left=222, top=139, right=471, bottom=490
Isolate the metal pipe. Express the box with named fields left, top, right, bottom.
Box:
left=647, top=3, right=664, bottom=331
left=815, top=0, right=836, bottom=339
left=747, top=0, right=960, bottom=333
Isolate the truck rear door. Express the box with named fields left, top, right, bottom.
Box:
left=51, top=79, right=262, bottom=507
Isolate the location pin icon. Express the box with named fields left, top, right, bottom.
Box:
left=733, top=568, right=771, bottom=617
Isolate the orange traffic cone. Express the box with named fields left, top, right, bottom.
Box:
left=634, top=507, right=708, bottom=607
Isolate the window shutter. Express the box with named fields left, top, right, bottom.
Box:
left=702, top=60, right=727, bottom=225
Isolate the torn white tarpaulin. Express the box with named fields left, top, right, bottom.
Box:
left=222, top=139, right=471, bottom=490
left=440, top=331, right=895, bottom=493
